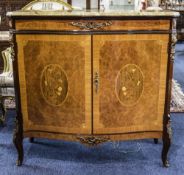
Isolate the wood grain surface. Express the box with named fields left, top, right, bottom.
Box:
left=93, top=34, right=169, bottom=134
left=16, top=35, right=92, bottom=134
left=15, top=20, right=170, bottom=31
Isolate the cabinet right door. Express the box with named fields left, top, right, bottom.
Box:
left=93, top=34, right=169, bottom=134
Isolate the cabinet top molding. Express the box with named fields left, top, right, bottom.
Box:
left=7, top=10, right=179, bottom=18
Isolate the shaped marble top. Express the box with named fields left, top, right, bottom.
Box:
left=7, top=10, right=179, bottom=17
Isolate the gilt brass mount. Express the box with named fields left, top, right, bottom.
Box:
left=70, top=21, right=112, bottom=30
left=77, top=136, right=110, bottom=146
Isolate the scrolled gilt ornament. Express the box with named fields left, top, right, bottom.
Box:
left=70, top=21, right=112, bottom=30
left=77, top=136, right=110, bottom=146
left=167, top=114, right=172, bottom=140
left=172, top=18, right=177, bottom=30
left=170, top=34, right=177, bottom=62
left=172, top=34, right=177, bottom=44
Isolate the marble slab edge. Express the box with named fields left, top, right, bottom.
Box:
left=6, top=10, right=180, bottom=17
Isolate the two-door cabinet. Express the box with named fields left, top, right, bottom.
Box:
left=7, top=3, right=179, bottom=167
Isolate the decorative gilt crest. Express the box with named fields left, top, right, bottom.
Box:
left=77, top=136, right=110, bottom=146
left=70, top=21, right=112, bottom=30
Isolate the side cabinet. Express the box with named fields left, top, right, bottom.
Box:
left=93, top=34, right=169, bottom=135
left=16, top=35, right=92, bottom=134
left=9, top=13, right=178, bottom=166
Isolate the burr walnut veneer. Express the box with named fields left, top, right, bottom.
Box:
left=7, top=10, right=178, bottom=167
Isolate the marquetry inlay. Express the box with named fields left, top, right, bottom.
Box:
left=40, top=64, right=68, bottom=106
left=115, top=64, right=144, bottom=106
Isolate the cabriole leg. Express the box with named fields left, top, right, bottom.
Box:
left=162, top=115, right=172, bottom=168
left=13, top=116, right=24, bottom=166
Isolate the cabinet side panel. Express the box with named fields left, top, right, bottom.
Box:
left=93, top=34, right=169, bottom=134
left=16, top=35, right=91, bottom=134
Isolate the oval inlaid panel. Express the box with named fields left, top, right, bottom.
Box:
left=115, top=64, right=144, bottom=106
left=40, top=64, right=68, bottom=106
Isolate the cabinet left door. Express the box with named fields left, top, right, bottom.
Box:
left=16, top=35, right=92, bottom=134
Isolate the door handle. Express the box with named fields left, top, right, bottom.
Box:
left=94, top=72, right=99, bottom=94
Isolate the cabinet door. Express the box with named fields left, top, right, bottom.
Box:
left=93, top=34, right=169, bottom=134
left=16, top=35, right=91, bottom=134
